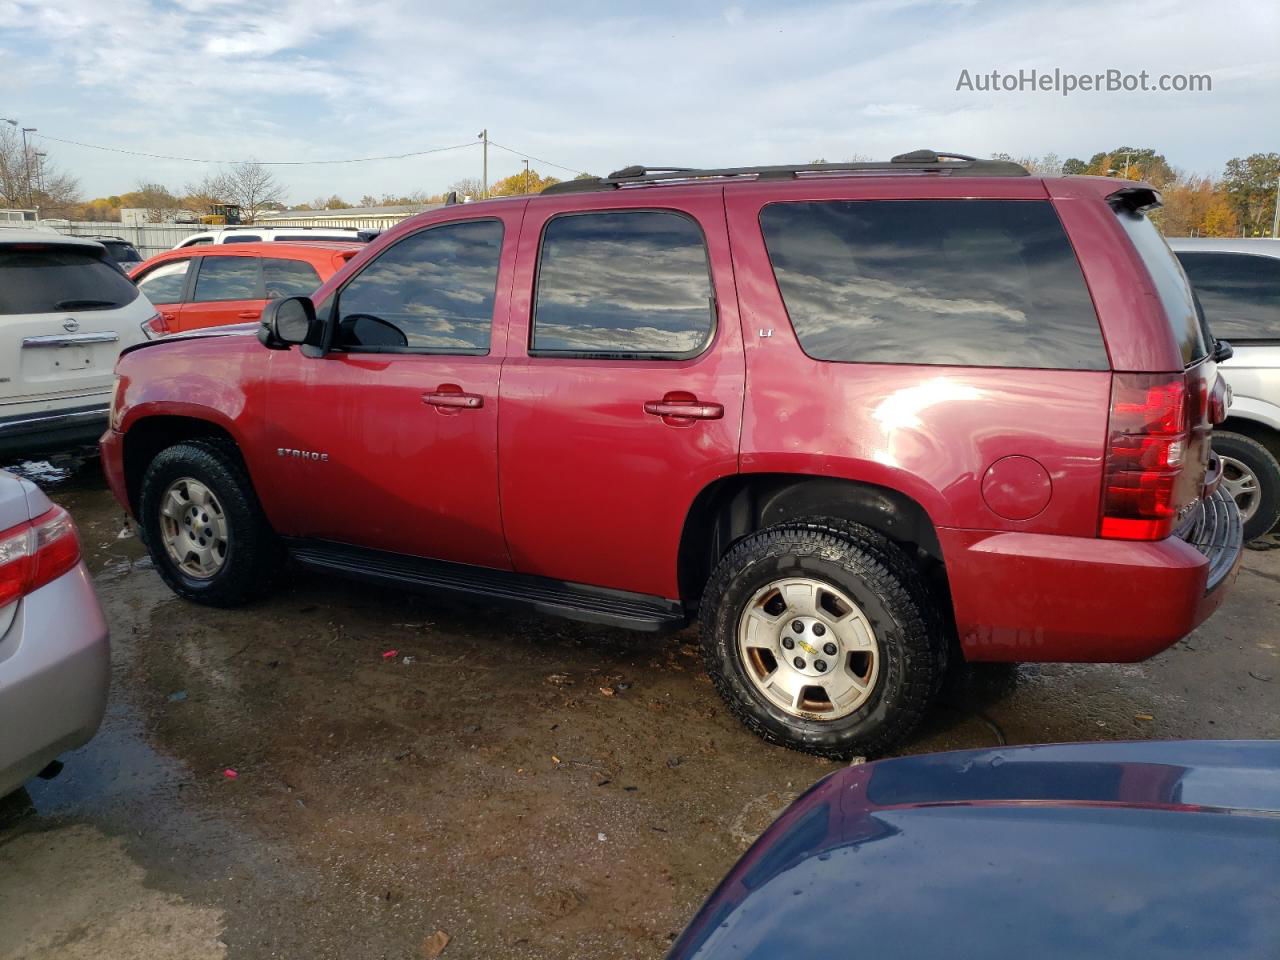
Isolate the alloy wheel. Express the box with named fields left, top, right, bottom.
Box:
left=158, top=477, right=229, bottom=579
left=737, top=577, right=880, bottom=720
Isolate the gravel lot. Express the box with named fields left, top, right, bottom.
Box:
left=2, top=460, right=1278, bottom=960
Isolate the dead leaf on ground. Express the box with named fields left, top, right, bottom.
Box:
left=422, top=930, right=451, bottom=958
left=599, top=686, right=615, bottom=697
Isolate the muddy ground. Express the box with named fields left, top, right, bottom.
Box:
left=1, top=459, right=1278, bottom=959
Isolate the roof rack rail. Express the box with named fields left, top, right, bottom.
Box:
left=541, top=150, right=1028, bottom=195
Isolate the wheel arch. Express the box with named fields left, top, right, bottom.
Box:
left=1219, top=416, right=1280, bottom=464
left=121, top=415, right=241, bottom=515
left=677, top=472, right=948, bottom=613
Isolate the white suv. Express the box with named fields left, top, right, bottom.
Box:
left=172, top=225, right=366, bottom=249
left=0, top=229, right=152, bottom=457
left=1170, top=237, right=1280, bottom=539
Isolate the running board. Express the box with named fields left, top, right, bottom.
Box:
left=286, top=539, right=687, bottom=633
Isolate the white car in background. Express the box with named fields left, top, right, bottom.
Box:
left=0, top=229, right=153, bottom=457
left=1170, top=237, right=1280, bottom=540
left=172, top=225, right=366, bottom=248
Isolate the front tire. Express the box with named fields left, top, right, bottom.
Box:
left=139, top=439, right=280, bottom=606
left=699, top=521, right=939, bottom=759
left=1213, top=431, right=1280, bottom=541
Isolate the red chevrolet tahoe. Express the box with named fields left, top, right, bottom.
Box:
left=101, top=151, right=1243, bottom=758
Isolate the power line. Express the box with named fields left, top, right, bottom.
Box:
left=488, top=140, right=585, bottom=176
left=28, top=132, right=481, bottom=166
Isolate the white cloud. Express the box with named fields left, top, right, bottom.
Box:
left=4, top=0, right=1275, bottom=201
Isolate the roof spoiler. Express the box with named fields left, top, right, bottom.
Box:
left=1106, top=186, right=1162, bottom=214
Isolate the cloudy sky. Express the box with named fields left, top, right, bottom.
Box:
left=2, top=0, right=1276, bottom=205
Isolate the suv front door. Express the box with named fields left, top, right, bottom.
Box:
left=498, top=188, right=745, bottom=599
left=264, top=209, right=522, bottom=569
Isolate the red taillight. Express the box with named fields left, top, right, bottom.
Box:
left=1100, top=373, right=1189, bottom=541
left=142, top=312, right=169, bottom=338
left=0, top=506, right=82, bottom=607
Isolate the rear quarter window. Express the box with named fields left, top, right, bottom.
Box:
left=0, top=247, right=141, bottom=315
left=759, top=199, right=1107, bottom=369
left=1175, top=251, right=1280, bottom=343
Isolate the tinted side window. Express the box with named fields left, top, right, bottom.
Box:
left=759, top=200, right=1107, bottom=369
left=136, top=259, right=191, bottom=304
left=193, top=257, right=260, bottom=302
left=263, top=258, right=321, bottom=298
left=0, top=248, right=141, bottom=315
left=1114, top=211, right=1208, bottom=365
left=334, top=219, right=503, bottom=353
left=532, top=211, right=713, bottom=356
left=1176, top=252, right=1280, bottom=342
left=222, top=235, right=261, bottom=244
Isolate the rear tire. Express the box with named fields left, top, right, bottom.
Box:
left=139, top=439, right=280, bottom=606
left=699, top=520, right=939, bottom=759
left=1213, top=431, right=1280, bottom=541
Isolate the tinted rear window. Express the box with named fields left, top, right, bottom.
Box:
left=275, top=235, right=354, bottom=243
left=759, top=200, right=1107, bottom=369
left=532, top=210, right=714, bottom=357
left=1175, top=251, right=1280, bottom=342
left=1114, top=211, right=1208, bottom=365
left=0, top=247, right=140, bottom=315
left=102, top=242, right=142, bottom=263
left=263, top=257, right=321, bottom=298
left=193, top=256, right=260, bottom=301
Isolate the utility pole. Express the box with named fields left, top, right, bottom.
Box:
left=34, top=151, right=47, bottom=197
left=21, top=127, right=36, bottom=206
left=1272, top=176, right=1279, bottom=239
left=477, top=129, right=488, bottom=198
left=523, top=158, right=529, bottom=195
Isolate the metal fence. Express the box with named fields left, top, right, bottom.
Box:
left=49, top=221, right=205, bottom=257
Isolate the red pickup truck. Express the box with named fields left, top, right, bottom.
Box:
left=101, top=152, right=1242, bottom=758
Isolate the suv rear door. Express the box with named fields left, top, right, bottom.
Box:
left=0, top=238, right=145, bottom=411
left=177, top=252, right=265, bottom=332
left=497, top=187, right=745, bottom=599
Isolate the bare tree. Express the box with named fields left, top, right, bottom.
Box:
left=129, top=182, right=184, bottom=222
left=182, top=162, right=286, bottom=223
left=0, top=126, right=81, bottom=216
left=448, top=177, right=484, bottom=201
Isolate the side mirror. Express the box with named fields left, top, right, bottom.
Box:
left=258, top=296, right=319, bottom=352
left=1213, top=339, right=1234, bottom=363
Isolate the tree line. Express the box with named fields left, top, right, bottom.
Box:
left=992, top=147, right=1279, bottom=237
left=4, top=129, right=1276, bottom=237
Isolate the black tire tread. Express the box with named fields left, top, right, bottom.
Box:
left=1213, top=431, right=1280, bottom=541
left=139, top=438, right=280, bottom=607
left=699, top=520, right=938, bottom=759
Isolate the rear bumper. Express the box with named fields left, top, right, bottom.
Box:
left=0, top=563, right=110, bottom=798
left=0, top=402, right=109, bottom=457
left=942, top=489, right=1244, bottom=663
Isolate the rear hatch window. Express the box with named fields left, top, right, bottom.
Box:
left=0, top=246, right=141, bottom=315
left=1112, top=209, right=1209, bottom=366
